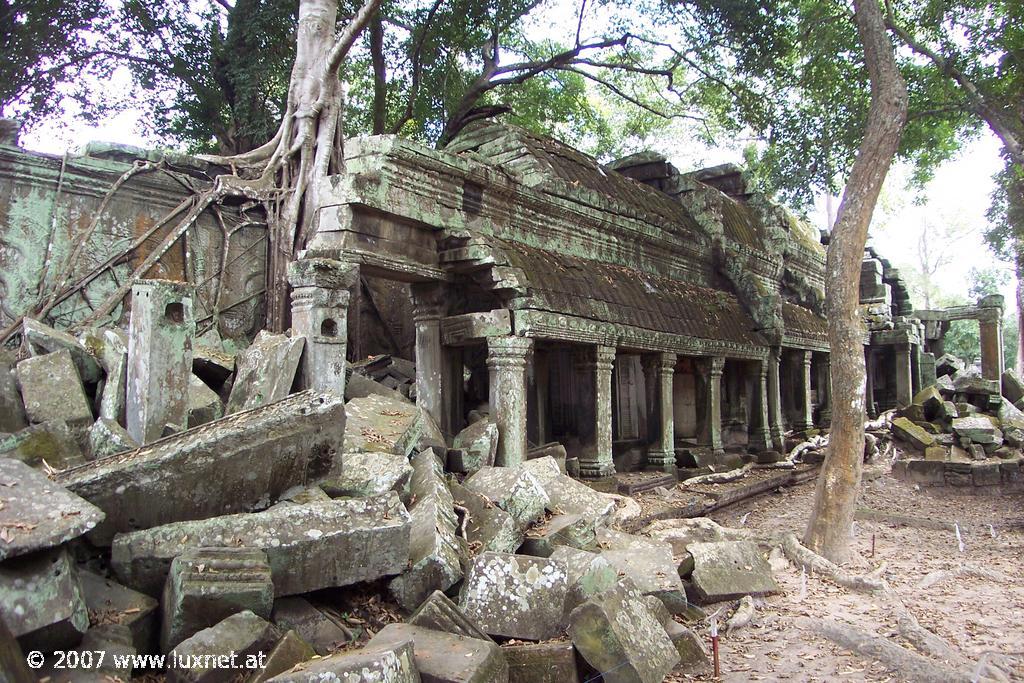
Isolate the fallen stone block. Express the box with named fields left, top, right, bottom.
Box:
left=642, top=596, right=708, bottom=672
left=57, top=390, right=346, bottom=545
left=520, top=513, right=597, bottom=557
left=167, top=610, right=281, bottom=683
left=912, top=385, right=944, bottom=420
left=450, top=419, right=498, bottom=474
left=1003, top=370, right=1024, bottom=405
left=23, top=318, right=101, bottom=384
left=80, top=570, right=159, bottom=655
left=112, top=493, right=410, bottom=596
left=549, top=547, right=618, bottom=618
left=463, top=467, right=549, bottom=530
left=569, top=578, right=679, bottom=683
left=891, top=416, right=936, bottom=450
left=266, top=637, right=418, bottom=682
left=39, top=623, right=137, bottom=682
left=187, top=375, right=224, bottom=428
left=953, top=372, right=1000, bottom=397
left=271, top=597, right=351, bottom=656
left=935, top=354, right=964, bottom=378
left=952, top=416, right=1003, bottom=445
left=642, top=517, right=738, bottom=554
left=0, top=354, right=27, bottom=433
left=527, top=443, right=567, bottom=472
left=389, top=450, right=464, bottom=611
left=161, top=547, right=274, bottom=652
left=0, top=458, right=104, bottom=561
left=79, top=328, right=129, bottom=425
left=345, top=394, right=423, bottom=456
left=277, top=484, right=331, bottom=505
left=449, top=480, right=522, bottom=554
left=687, top=541, right=779, bottom=604
left=459, top=552, right=569, bottom=641
left=226, top=330, right=304, bottom=414
left=192, top=345, right=235, bottom=392
left=16, top=349, right=93, bottom=428
left=935, top=374, right=955, bottom=395
left=998, top=398, right=1024, bottom=430
left=595, top=530, right=687, bottom=612
left=367, top=623, right=508, bottom=683
left=521, top=456, right=614, bottom=524
left=88, top=417, right=138, bottom=458
left=319, top=451, right=413, bottom=503
left=408, top=590, right=493, bottom=642
left=250, top=630, right=316, bottom=682
left=0, top=615, right=36, bottom=683
left=0, top=547, right=89, bottom=652
left=417, top=407, right=447, bottom=453
left=345, top=370, right=410, bottom=403
left=503, top=640, right=577, bottom=683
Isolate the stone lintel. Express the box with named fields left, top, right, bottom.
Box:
left=441, top=310, right=513, bottom=345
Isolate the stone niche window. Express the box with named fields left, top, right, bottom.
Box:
left=320, top=318, right=339, bottom=337
left=164, top=302, right=184, bottom=324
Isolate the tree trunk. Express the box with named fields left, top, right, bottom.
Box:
left=804, top=0, right=908, bottom=562
left=370, top=13, right=387, bottom=135
left=1012, top=180, right=1024, bottom=376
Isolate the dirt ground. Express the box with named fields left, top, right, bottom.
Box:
left=668, top=463, right=1024, bottom=682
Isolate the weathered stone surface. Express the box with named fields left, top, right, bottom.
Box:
left=226, top=330, right=304, bottom=413
left=250, top=630, right=316, bottom=682
left=39, top=623, right=136, bottom=681
left=319, top=451, right=413, bottom=502
left=57, top=390, right=346, bottom=545
left=389, top=450, right=463, bottom=611
left=0, top=356, right=27, bottom=433
left=521, top=456, right=614, bottom=524
left=642, top=596, right=708, bottom=671
left=463, top=467, right=549, bottom=530
left=1002, top=370, right=1024, bottom=404
left=417, top=408, right=447, bottom=453
left=79, top=328, right=129, bottom=425
left=187, top=375, right=223, bottom=428
left=192, top=345, right=235, bottom=391
left=998, top=398, right=1024, bottom=430
left=520, top=513, right=597, bottom=557
left=550, top=547, right=618, bottom=618
left=408, top=590, right=493, bottom=642
left=267, top=637, right=418, bottom=682
left=271, top=597, right=350, bottom=656
left=594, top=529, right=687, bottom=611
left=687, top=541, right=779, bottom=604
left=891, top=416, right=936, bottom=450
left=167, top=610, right=281, bottom=683
left=345, top=394, right=424, bottom=457
left=935, top=354, right=964, bottom=378
left=23, top=318, right=101, bottom=384
left=79, top=570, right=159, bottom=655
left=278, top=484, right=331, bottom=505
left=526, top=443, right=567, bottom=472
left=88, top=417, right=138, bottom=458
left=161, top=547, right=274, bottom=652
left=459, top=552, right=568, bottom=641
left=924, top=445, right=947, bottom=461
left=450, top=419, right=498, bottom=474
left=953, top=373, right=1000, bottom=397
left=367, top=623, right=508, bottom=683
left=449, top=480, right=522, bottom=554
left=16, top=350, right=93, bottom=428
left=503, top=641, right=577, bottom=683
left=0, top=547, right=89, bottom=652
left=935, top=374, right=955, bottom=395
left=0, top=458, right=104, bottom=560
left=345, top=371, right=410, bottom=403
left=912, top=385, right=943, bottom=420
left=112, top=493, right=410, bottom=596
left=642, top=517, right=738, bottom=554
left=952, top=416, right=1002, bottom=445
left=569, top=578, right=679, bottom=683
left=973, top=461, right=1002, bottom=486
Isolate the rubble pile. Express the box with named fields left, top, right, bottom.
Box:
left=0, top=312, right=789, bottom=682
left=889, top=355, right=1024, bottom=491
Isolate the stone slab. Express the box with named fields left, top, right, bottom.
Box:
left=449, top=480, right=522, bottom=555
left=952, top=416, right=1002, bottom=445
left=88, top=417, right=138, bottom=458
left=687, top=541, right=779, bottom=604
left=57, top=390, right=346, bottom=545
left=891, top=416, right=935, bottom=450
left=367, top=623, right=508, bottom=683
left=167, top=610, right=282, bottom=683
left=226, top=330, right=304, bottom=413
left=463, top=467, right=549, bottom=530
left=266, top=637, right=418, bottom=682
left=0, top=357, right=27, bottom=433
left=79, top=328, right=128, bottom=425
left=520, top=513, right=597, bottom=557
left=407, top=590, right=493, bottom=643
left=23, top=318, right=102, bottom=384
left=521, top=457, right=614, bottom=524
left=0, top=547, right=89, bottom=652
left=503, top=641, right=577, bottom=683
left=458, top=552, right=568, bottom=641
left=549, top=547, right=618, bottom=618
left=0, top=458, right=104, bottom=560
left=345, top=394, right=424, bottom=457
left=80, top=570, right=159, bottom=655
left=250, top=630, right=316, bottom=682
left=187, top=375, right=224, bottom=428
left=16, top=350, right=93, bottom=428
left=112, top=493, right=410, bottom=597
left=271, top=597, right=350, bottom=656
left=320, top=451, right=413, bottom=503
left=450, top=419, right=498, bottom=474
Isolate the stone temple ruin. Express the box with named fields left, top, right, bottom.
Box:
left=0, top=120, right=1017, bottom=680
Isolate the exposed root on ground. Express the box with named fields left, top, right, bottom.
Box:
left=917, top=565, right=1013, bottom=590
left=725, top=595, right=755, bottom=634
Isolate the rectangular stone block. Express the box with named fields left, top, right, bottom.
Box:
left=520, top=513, right=597, bottom=557
left=226, top=330, right=304, bottom=414
left=973, top=461, right=1002, bottom=486
left=449, top=480, right=522, bottom=554
left=549, top=547, right=618, bottom=618
left=0, top=547, right=89, bottom=652
left=80, top=570, right=159, bottom=655
left=16, top=349, right=93, bottom=428
left=0, top=420, right=85, bottom=469
left=891, top=416, right=935, bottom=450
left=271, top=596, right=351, bottom=656
left=450, top=419, right=498, bottom=474
left=345, top=394, right=423, bottom=457
left=251, top=630, right=315, bottom=682
left=112, top=494, right=410, bottom=597
left=367, top=623, right=508, bottom=683
left=459, top=552, right=568, bottom=641
left=88, top=417, right=138, bottom=458
left=687, top=541, right=779, bottom=604
left=266, top=637, right=418, bottom=682
left=503, top=641, right=578, bottom=683
left=408, top=590, right=493, bottom=642
left=320, top=451, right=413, bottom=502
left=464, top=467, right=549, bottom=530
left=23, top=318, right=102, bottom=384
left=168, top=610, right=281, bottom=683
left=522, top=456, right=614, bottom=524
left=907, top=459, right=947, bottom=486
left=0, top=355, right=27, bottom=433
left=56, top=390, right=346, bottom=545
left=79, top=327, right=128, bottom=425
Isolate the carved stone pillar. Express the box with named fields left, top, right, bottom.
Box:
left=767, top=346, right=785, bottom=451
left=979, top=312, right=1004, bottom=381
left=698, top=356, right=725, bottom=453
left=818, top=355, right=832, bottom=427
left=288, top=258, right=356, bottom=397
left=748, top=359, right=773, bottom=452
left=579, top=345, right=617, bottom=480
left=645, top=352, right=677, bottom=472
left=895, top=343, right=913, bottom=407
left=487, top=336, right=533, bottom=467
left=796, top=350, right=814, bottom=431
left=411, top=283, right=446, bottom=429
left=865, top=347, right=877, bottom=418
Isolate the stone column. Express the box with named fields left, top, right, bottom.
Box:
left=698, top=356, right=724, bottom=453
left=127, top=280, right=195, bottom=444
left=767, top=346, right=785, bottom=451
left=979, top=312, right=1004, bottom=381
left=487, top=336, right=533, bottom=467
left=796, top=350, right=814, bottom=431
left=818, top=355, right=832, bottom=427
left=288, top=258, right=356, bottom=396
left=865, top=347, right=877, bottom=418
left=646, top=352, right=677, bottom=472
left=411, top=283, right=446, bottom=429
left=748, top=360, right=773, bottom=452
left=894, top=343, right=913, bottom=407
left=579, top=345, right=617, bottom=480
left=911, top=344, right=922, bottom=396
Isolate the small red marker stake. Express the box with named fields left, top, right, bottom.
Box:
left=710, top=614, right=721, bottom=679
left=871, top=533, right=876, bottom=558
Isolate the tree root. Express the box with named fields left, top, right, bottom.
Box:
left=779, top=532, right=887, bottom=593
left=855, top=507, right=959, bottom=532
left=917, top=566, right=1013, bottom=590
left=681, top=462, right=753, bottom=486
left=725, top=595, right=755, bottom=634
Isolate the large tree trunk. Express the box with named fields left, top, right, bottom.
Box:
left=1012, top=180, right=1024, bottom=376
left=804, top=0, right=908, bottom=562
